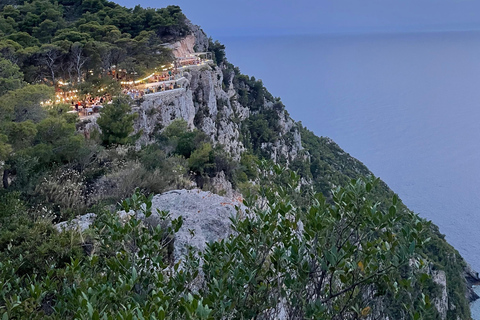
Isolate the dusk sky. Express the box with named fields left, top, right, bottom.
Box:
left=115, top=0, right=480, bottom=37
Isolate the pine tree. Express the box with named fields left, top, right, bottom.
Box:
left=97, top=96, right=138, bottom=146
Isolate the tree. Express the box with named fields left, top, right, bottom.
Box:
left=4, top=120, right=37, bottom=150
left=1, top=121, right=36, bottom=189
left=0, top=84, right=53, bottom=122
left=69, top=42, right=88, bottom=83
left=0, top=39, right=23, bottom=64
left=0, top=134, right=12, bottom=163
left=208, top=38, right=226, bottom=65
left=188, top=142, right=213, bottom=175
left=94, top=42, right=113, bottom=76
left=32, top=19, right=58, bottom=43
left=0, top=83, right=52, bottom=189
left=0, top=16, right=16, bottom=35
left=97, top=96, right=138, bottom=146
left=6, top=32, right=40, bottom=47
left=38, top=44, right=63, bottom=85
left=52, top=29, right=92, bottom=44
left=32, top=117, right=84, bottom=164
left=0, top=58, right=23, bottom=96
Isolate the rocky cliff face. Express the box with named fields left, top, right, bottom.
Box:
left=163, top=20, right=209, bottom=58
left=133, top=63, right=302, bottom=163
left=125, top=28, right=477, bottom=319
left=464, top=264, right=480, bottom=302
left=432, top=270, right=449, bottom=319
left=132, top=21, right=303, bottom=164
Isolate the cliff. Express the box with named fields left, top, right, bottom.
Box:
left=123, top=28, right=476, bottom=319
left=0, top=0, right=475, bottom=316
left=133, top=64, right=302, bottom=164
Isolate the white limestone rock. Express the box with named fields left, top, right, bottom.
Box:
left=55, top=213, right=96, bottom=232
left=133, top=64, right=302, bottom=163
left=432, top=270, right=448, bottom=320
left=165, top=34, right=196, bottom=58
left=54, top=190, right=245, bottom=263
left=150, top=189, right=244, bottom=258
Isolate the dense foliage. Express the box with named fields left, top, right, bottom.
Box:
left=0, top=170, right=438, bottom=319
left=96, top=96, right=138, bottom=146
left=0, top=0, right=188, bottom=84
left=0, top=0, right=474, bottom=319
left=221, top=53, right=472, bottom=319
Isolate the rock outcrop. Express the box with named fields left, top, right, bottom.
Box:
left=165, top=34, right=196, bottom=58
left=55, top=189, right=243, bottom=261
left=164, top=20, right=209, bottom=58
left=150, top=189, right=243, bottom=258
left=432, top=270, right=449, bottom=320
left=55, top=213, right=96, bottom=232
left=464, top=263, right=480, bottom=302
left=185, top=19, right=209, bottom=52
left=133, top=63, right=302, bottom=163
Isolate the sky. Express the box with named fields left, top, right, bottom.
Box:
left=114, top=0, right=480, bottom=37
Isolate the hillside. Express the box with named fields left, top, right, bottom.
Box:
left=0, top=1, right=477, bottom=319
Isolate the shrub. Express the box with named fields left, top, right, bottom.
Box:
left=94, top=157, right=190, bottom=204
left=97, top=96, right=138, bottom=146
left=0, top=192, right=83, bottom=277
left=158, top=119, right=208, bottom=157
left=0, top=173, right=443, bottom=319
left=34, top=168, right=87, bottom=221
left=188, top=142, right=213, bottom=176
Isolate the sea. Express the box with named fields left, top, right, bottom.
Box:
left=218, top=31, right=480, bottom=317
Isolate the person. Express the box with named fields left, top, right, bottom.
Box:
left=75, top=103, right=79, bottom=112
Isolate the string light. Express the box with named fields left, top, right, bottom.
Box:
left=120, top=73, right=156, bottom=85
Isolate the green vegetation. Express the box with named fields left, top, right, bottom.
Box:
left=0, top=0, right=474, bottom=319
left=221, top=55, right=472, bottom=319
left=208, top=38, right=225, bottom=66
left=96, top=96, right=137, bottom=146
left=0, top=170, right=438, bottom=319
left=0, top=0, right=188, bottom=84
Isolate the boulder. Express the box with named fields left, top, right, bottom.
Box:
left=54, top=213, right=96, bottom=232
left=150, top=189, right=244, bottom=258
left=54, top=189, right=245, bottom=260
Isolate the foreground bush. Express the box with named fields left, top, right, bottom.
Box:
left=0, top=173, right=437, bottom=319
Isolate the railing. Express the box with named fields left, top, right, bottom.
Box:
left=177, top=59, right=214, bottom=70
left=124, top=76, right=187, bottom=99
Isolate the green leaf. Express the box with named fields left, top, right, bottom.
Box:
left=389, top=206, right=396, bottom=215
left=392, top=194, right=398, bottom=205
left=87, top=301, right=94, bottom=317
left=416, top=221, right=423, bottom=232
left=409, top=240, right=416, bottom=254
left=366, top=182, right=372, bottom=192
left=132, top=267, right=138, bottom=281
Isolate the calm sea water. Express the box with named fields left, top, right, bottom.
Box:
left=219, top=32, right=480, bottom=316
